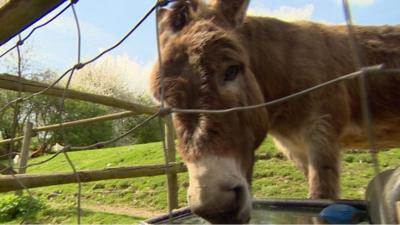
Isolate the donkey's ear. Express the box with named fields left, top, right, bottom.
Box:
left=161, top=0, right=199, bottom=32
left=157, top=8, right=168, bottom=21
left=210, top=0, right=250, bottom=27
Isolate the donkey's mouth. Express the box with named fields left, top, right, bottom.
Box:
left=202, top=208, right=250, bottom=224
left=191, top=191, right=252, bottom=224
left=204, top=198, right=252, bottom=224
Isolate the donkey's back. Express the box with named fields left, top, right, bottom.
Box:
left=241, top=17, right=400, bottom=149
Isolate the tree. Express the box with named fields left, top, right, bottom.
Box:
left=27, top=70, right=114, bottom=148
left=115, top=94, right=162, bottom=145
left=0, top=71, right=115, bottom=155
left=0, top=44, right=117, bottom=156
left=68, top=55, right=162, bottom=145
left=1, top=50, right=161, bottom=156
left=70, top=55, right=136, bottom=100
left=0, top=90, right=19, bottom=158
left=52, top=100, right=113, bottom=146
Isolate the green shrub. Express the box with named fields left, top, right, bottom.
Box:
left=0, top=194, right=44, bottom=222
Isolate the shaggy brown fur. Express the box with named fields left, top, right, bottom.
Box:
left=150, top=0, right=400, bottom=221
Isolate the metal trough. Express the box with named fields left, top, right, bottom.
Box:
left=145, top=199, right=368, bottom=224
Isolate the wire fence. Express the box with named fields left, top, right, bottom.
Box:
left=0, top=0, right=399, bottom=224
left=0, top=0, right=171, bottom=224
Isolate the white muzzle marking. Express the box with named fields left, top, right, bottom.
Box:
left=186, top=155, right=252, bottom=220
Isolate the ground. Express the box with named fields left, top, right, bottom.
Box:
left=0, top=138, right=399, bottom=224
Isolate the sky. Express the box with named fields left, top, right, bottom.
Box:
left=0, top=0, right=398, bottom=92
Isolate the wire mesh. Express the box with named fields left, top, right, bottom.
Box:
left=0, top=0, right=167, bottom=224
left=0, top=0, right=398, bottom=224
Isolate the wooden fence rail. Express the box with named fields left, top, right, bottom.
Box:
left=0, top=0, right=66, bottom=44
left=0, top=136, right=23, bottom=145
left=0, top=74, right=158, bottom=114
left=0, top=154, right=273, bottom=193
left=0, top=163, right=187, bottom=193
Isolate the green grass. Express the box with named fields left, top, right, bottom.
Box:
left=6, top=204, right=144, bottom=224
left=0, top=194, right=144, bottom=224
left=28, top=142, right=166, bottom=172
left=27, top=142, right=178, bottom=213
left=1, top=139, right=399, bottom=223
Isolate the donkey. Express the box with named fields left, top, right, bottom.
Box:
left=149, top=0, right=400, bottom=223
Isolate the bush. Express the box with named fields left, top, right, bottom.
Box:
left=0, top=194, right=44, bottom=222
left=52, top=100, right=114, bottom=146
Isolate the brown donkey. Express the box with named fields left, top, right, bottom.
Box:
left=150, top=0, right=400, bottom=223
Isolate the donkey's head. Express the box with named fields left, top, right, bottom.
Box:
left=150, top=0, right=268, bottom=223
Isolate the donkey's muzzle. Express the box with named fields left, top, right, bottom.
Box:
left=189, top=184, right=250, bottom=224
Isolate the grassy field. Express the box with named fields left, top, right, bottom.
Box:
left=1, top=138, right=399, bottom=224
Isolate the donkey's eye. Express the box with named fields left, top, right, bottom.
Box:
left=224, top=65, right=242, bottom=81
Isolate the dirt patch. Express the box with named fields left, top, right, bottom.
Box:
left=82, top=204, right=165, bottom=219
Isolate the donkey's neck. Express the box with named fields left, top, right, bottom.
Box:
left=242, top=17, right=310, bottom=101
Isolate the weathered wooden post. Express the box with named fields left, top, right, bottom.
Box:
left=396, top=201, right=400, bottom=223
left=164, top=115, right=179, bottom=210
left=18, top=122, right=33, bottom=174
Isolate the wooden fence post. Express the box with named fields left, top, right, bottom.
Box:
left=396, top=201, right=400, bottom=223
left=164, top=115, right=179, bottom=210
left=18, top=122, right=33, bottom=174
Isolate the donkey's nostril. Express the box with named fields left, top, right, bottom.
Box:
left=232, top=185, right=244, bottom=203
left=232, top=185, right=243, bottom=194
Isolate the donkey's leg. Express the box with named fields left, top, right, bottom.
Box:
left=272, top=136, right=309, bottom=178
left=306, top=117, right=341, bottom=199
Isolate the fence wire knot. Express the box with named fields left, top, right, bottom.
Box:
left=362, top=64, right=384, bottom=74
left=61, top=145, right=72, bottom=153
left=16, top=40, right=24, bottom=46
left=73, top=63, right=84, bottom=70
left=159, top=107, right=172, bottom=117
